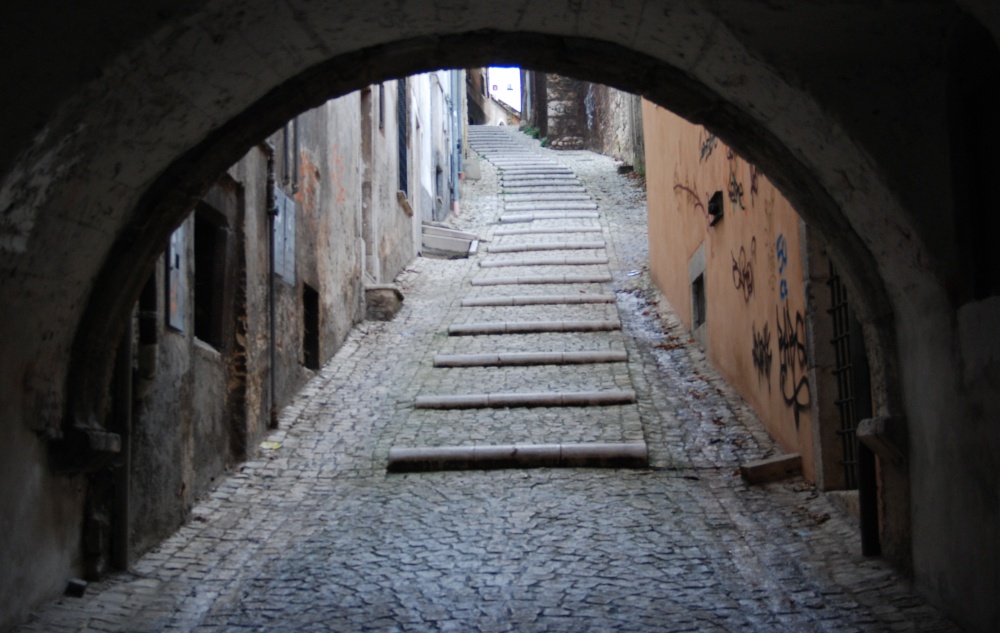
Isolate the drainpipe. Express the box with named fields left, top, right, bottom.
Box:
left=111, top=317, right=132, bottom=570
left=292, top=116, right=300, bottom=194
left=261, top=141, right=279, bottom=429
left=450, top=70, right=462, bottom=211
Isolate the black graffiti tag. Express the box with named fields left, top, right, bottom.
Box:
left=732, top=246, right=754, bottom=302
left=751, top=321, right=772, bottom=390
left=673, top=184, right=706, bottom=217
left=776, top=304, right=810, bottom=429
left=699, top=130, right=718, bottom=163
left=728, top=168, right=745, bottom=212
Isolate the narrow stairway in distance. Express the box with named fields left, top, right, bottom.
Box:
left=388, top=125, right=648, bottom=472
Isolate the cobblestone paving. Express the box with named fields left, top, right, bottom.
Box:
left=17, top=127, right=961, bottom=632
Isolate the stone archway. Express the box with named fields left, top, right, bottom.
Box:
left=1, top=2, right=998, bottom=630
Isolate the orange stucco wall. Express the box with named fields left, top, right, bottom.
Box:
left=643, top=100, right=815, bottom=479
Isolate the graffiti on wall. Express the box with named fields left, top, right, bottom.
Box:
left=673, top=183, right=707, bottom=216
left=731, top=244, right=754, bottom=302
left=751, top=321, right=772, bottom=390
left=749, top=164, right=760, bottom=206
left=722, top=147, right=746, bottom=213
left=699, top=129, right=718, bottom=163
left=776, top=303, right=810, bottom=429
left=776, top=233, right=789, bottom=301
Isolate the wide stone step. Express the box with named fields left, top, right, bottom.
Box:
left=504, top=202, right=599, bottom=212
left=502, top=173, right=578, bottom=182
left=448, top=319, right=620, bottom=335
left=387, top=441, right=648, bottom=472
left=486, top=241, right=605, bottom=253
left=500, top=212, right=600, bottom=223
left=413, top=389, right=637, bottom=409
left=499, top=168, right=574, bottom=175
left=503, top=180, right=586, bottom=189
left=433, top=350, right=628, bottom=367
left=470, top=273, right=612, bottom=285
left=500, top=193, right=592, bottom=202
left=479, top=256, right=608, bottom=268
left=493, top=226, right=602, bottom=236
left=460, top=293, right=616, bottom=306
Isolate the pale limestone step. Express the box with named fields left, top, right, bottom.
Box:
left=413, top=389, right=637, bottom=409
left=387, top=441, right=648, bottom=472
left=448, top=319, right=620, bottom=335
left=470, top=273, right=612, bottom=285
left=486, top=241, right=605, bottom=253
left=479, top=256, right=608, bottom=268
left=460, top=293, right=616, bottom=307
left=433, top=350, right=628, bottom=367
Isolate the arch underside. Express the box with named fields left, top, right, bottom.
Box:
left=1, top=1, right=997, bottom=630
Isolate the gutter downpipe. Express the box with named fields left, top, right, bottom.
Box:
left=450, top=70, right=462, bottom=211
left=261, top=141, right=279, bottom=429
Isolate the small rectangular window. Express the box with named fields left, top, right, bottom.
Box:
left=397, top=78, right=408, bottom=196
left=273, top=187, right=296, bottom=284
left=378, top=83, right=385, bottom=131
left=166, top=223, right=186, bottom=331
left=692, top=274, right=706, bottom=328
left=302, top=284, right=320, bottom=370
left=194, top=210, right=228, bottom=349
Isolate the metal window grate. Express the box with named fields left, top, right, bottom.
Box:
left=397, top=78, right=408, bottom=196
left=828, top=261, right=858, bottom=488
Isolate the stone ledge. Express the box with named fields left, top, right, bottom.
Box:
left=413, top=389, right=636, bottom=409
left=739, top=453, right=802, bottom=484
left=387, top=441, right=649, bottom=472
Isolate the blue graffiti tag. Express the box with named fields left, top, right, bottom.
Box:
left=776, top=234, right=789, bottom=300
left=776, top=234, right=788, bottom=274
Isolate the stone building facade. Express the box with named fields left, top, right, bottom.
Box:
left=8, top=74, right=466, bottom=617
left=520, top=72, right=644, bottom=172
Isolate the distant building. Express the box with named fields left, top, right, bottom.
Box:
left=520, top=71, right=643, bottom=172
left=467, top=68, right=520, bottom=127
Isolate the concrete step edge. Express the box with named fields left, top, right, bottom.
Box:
left=387, top=441, right=649, bottom=472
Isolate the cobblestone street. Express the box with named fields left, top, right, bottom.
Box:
left=17, top=128, right=960, bottom=632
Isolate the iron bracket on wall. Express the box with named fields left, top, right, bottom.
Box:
left=857, top=416, right=907, bottom=466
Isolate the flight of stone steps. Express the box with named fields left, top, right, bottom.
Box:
left=388, top=125, right=648, bottom=471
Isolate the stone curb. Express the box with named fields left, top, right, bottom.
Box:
left=503, top=203, right=599, bottom=212
left=486, top=241, right=605, bottom=253
left=498, top=169, right=574, bottom=176
left=501, top=193, right=591, bottom=202
left=479, top=257, right=609, bottom=268
left=412, top=389, right=637, bottom=409
left=470, top=273, right=612, bottom=285
left=460, top=293, right=616, bottom=306
left=448, top=319, right=621, bottom=335
left=493, top=227, right=603, bottom=236
left=500, top=212, right=600, bottom=223
left=387, top=441, right=649, bottom=472
left=502, top=175, right=578, bottom=182
left=433, top=350, right=628, bottom=367
left=502, top=186, right=587, bottom=194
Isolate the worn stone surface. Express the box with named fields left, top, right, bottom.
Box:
left=16, top=129, right=959, bottom=633
left=365, top=284, right=404, bottom=321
